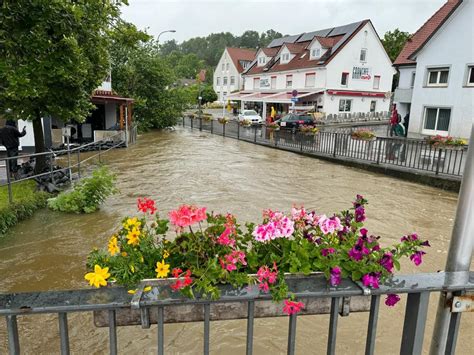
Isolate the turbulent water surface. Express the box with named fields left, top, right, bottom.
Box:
left=0, top=127, right=472, bottom=354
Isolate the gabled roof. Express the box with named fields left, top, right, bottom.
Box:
left=261, top=47, right=280, bottom=57
left=244, top=20, right=369, bottom=76
left=226, top=47, right=257, bottom=73
left=394, top=0, right=462, bottom=66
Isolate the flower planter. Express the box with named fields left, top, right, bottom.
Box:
left=351, top=136, right=376, bottom=142
left=429, top=145, right=466, bottom=151
left=93, top=274, right=371, bottom=327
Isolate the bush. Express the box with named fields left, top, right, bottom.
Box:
left=48, top=166, right=117, bottom=213
left=0, top=181, right=49, bottom=235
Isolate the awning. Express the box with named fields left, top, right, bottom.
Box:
left=228, top=90, right=323, bottom=103
left=326, top=90, right=387, bottom=98
left=91, top=90, right=134, bottom=104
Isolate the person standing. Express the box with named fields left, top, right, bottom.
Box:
left=389, top=104, right=398, bottom=137
left=0, top=120, right=26, bottom=177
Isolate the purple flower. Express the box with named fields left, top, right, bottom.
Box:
left=379, top=252, right=394, bottom=273
left=421, top=240, right=431, bottom=247
left=362, top=272, right=380, bottom=288
left=348, top=239, right=370, bottom=261
left=385, top=294, right=400, bottom=307
left=360, top=228, right=368, bottom=236
left=321, top=248, right=335, bottom=257
left=401, top=233, right=418, bottom=242
left=330, top=266, right=341, bottom=286
left=355, top=206, right=366, bottom=222
left=410, top=251, right=426, bottom=266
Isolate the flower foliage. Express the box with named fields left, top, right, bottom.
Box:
left=299, top=125, right=320, bottom=134
left=85, top=195, right=429, bottom=315
left=351, top=129, right=376, bottom=140
left=426, top=135, right=467, bottom=148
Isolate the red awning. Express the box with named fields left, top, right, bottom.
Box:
left=227, top=90, right=323, bottom=103
left=91, top=90, right=134, bottom=104
left=326, top=90, right=386, bottom=98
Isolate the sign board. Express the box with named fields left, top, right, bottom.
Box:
left=291, top=97, right=299, bottom=103
left=62, top=127, right=71, bottom=138
left=352, top=66, right=372, bottom=80
left=291, top=90, right=298, bottom=97
left=260, top=78, right=270, bottom=88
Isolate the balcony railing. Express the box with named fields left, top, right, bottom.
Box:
left=1, top=272, right=473, bottom=354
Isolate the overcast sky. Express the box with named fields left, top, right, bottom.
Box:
left=121, top=0, right=447, bottom=43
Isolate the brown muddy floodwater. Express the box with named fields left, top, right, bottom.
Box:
left=0, top=127, right=472, bottom=354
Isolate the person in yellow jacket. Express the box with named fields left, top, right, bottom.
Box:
left=270, top=106, right=276, bottom=122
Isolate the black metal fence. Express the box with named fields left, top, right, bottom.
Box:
left=183, top=117, right=467, bottom=179
left=1, top=272, right=472, bottom=354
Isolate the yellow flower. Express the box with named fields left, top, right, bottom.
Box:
left=128, top=289, right=136, bottom=294
left=126, top=227, right=141, bottom=246
left=123, top=217, right=141, bottom=231
left=130, top=264, right=135, bottom=273
left=163, top=250, right=170, bottom=259
left=84, top=265, right=110, bottom=288
left=139, top=255, right=144, bottom=263
left=108, top=236, right=120, bottom=256
left=121, top=251, right=128, bottom=257
left=155, top=259, right=170, bottom=278
left=144, top=286, right=152, bottom=292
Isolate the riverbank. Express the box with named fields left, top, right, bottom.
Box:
left=0, top=181, right=49, bottom=235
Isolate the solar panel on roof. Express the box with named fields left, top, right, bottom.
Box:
left=268, top=34, right=302, bottom=47
left=297, top=28, right=333, bottom=42
left=328, top=21, right=362, bottom=36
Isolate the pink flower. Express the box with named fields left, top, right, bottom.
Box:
left=216, top=227, right=236, bottom=247
left=256, top=263, right=278, bottom=293
left=362, top=273, right=380, bottom=289
left=321, top=248, right=335, bottom=257
left=220, top=250, right=247, bottom=272
left=283, top=299, right=304, bottom=315
left=137, top=197, right=157, bottom=214
left=318, top=215, right=343, bottom=235
left=385, top=294, right=401, bottom=307
left=169, top=205, right=207, bottom=228
left=410, top=251, right=426, bottom=266
left=329, top=266, right=341, bottom=286
left=252, top=211, right=294, bottom=242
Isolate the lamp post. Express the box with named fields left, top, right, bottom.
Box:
left=157, top=30, right=176, bottom=45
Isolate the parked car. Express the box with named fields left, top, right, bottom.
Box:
left=238, top=110, right=263, bottom=124
left=274, top=114, right=315, bottom=130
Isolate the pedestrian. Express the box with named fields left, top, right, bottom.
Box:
left=403, top=113, right=410, bottom=137
left=0, top=120, right=26, bottom=177
left=270, top=106, right=276, bottom=123
left=389, top=104, right=398, bottom=137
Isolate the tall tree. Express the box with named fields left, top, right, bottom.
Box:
left=239, top=30, right=260, bottom=49
left=259, top=29, right=283, bottom=47
left=0, top=0, right=124, bottom=172
left=381, top=29, right=411, bottom=62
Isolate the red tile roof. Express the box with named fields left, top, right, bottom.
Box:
left=262, top=47, right=279, bottom=56
left=315, top=35, right=344, bottom=48
left=226, top=47, right=257, bottom=73
left=394, top=0, right=462, bottom=66
left=284, top=42, right=308, bottom=53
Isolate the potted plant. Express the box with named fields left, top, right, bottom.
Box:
left=202, top=114, right=213, bottom=122
left=218, top=117, right=229, bottom=125
left=426, top=135, right=467, bottom=150
left=85, top=195, right=430, bottom=316
left=351, top=129, right=376, bottom=141
left=299, top=125, right=320, bottom=135
left=239, top=119, right=252, bottom=127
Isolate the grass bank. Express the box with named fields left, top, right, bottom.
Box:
left=0, top=181, right=49, bottom=235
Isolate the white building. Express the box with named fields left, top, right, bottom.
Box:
left=393, top=0, right=474, bottom=140
left=213, top=47, right=256, bottom=103
left=228, top=20, right=395, bottom=119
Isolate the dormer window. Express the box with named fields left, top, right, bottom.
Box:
left=311, top=48, right=321, bottom=59
left=258, top=57, right=266, bottom=65
left=282, top=53, right=290, bottom=62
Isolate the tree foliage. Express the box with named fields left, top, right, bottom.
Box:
left=0, top=0, right=125, bottom=171
left=381, top=29, right=411, bottom=62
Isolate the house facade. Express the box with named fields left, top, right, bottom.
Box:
left=213, top=47, right=256, bottom=103
left=393, top=0, right=474, bottom=140
left=228, top=20, right=395, bottom=119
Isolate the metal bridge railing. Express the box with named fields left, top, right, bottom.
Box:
left=0, top=132, right=125, bottom=204
left=182, top=117, right=468, bottom=179
left=1, top=272, right=473, bottom=355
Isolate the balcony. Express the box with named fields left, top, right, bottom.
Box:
left=394, top=87, right=413, bottom=103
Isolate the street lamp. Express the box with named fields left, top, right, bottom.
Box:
left=157, top=30, right=176, bottom=44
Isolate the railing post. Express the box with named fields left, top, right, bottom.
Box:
left=300, top=133, right=303, bottom=152
left=401, top=292, right=430, bottom=354
left=435, top=148, right=443, bottom=175
left=254, top=126, right=257, bottom=143
left=274, top=130, right=278, bottom=147
left=49, top=152, right=55, bottom=185
left=98, top=143, right=102, bottom=164
left=191, top=117, right=193, bottom=129
left=431, top=124, right=474, bottom=354
left=333, top=133, right=338, bottom=157
left=58, top=312, right=70, bottom=355
left=182, top=116, right=185, bottom=127
left=211, top=119, right=213, bottom=134
left=237, top=121, right=240, bottom=140
left=66, top=136, right=72, bottom=182
left=199, top=117, right=202, bottom=131
left=223, top=123, right=226, bottom=137
left=76, top=149, right=81, bottom=179
left=5, top=161, right=13, bottom=204
left=376, top=139, right=382, bottom=164
left=6, top=315, right=20, bottom=354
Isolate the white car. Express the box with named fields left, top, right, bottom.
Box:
left=238, top=110, right=263, bottom=124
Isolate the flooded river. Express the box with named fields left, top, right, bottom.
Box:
left=0, top=127, right=472, bottom=354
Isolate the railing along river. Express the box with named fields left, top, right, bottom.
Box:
left=1, top=272, right=473, bottom=355
left=182, top=117, right=468, bottom=180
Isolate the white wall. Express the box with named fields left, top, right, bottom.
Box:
left=408, top=0, right=474, bottom=139
left=398, top=66, right=416, bottom=89
left=18, top=119, right=35, bottom=148
left=323, top=93, right=387, bottom=115
left=213, top=49, right=242, bottom=102
left=105, top=103, right=117, bottom=129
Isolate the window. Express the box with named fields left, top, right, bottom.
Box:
left=230, top=76, right=235, bottom=85
left=370, top=100, right=376, bottom=112
left=286, top=75, right=293, bottom=88
left=360, top=48, right=367, bottom=62
left=223, top=77, right=228, bottom=85
left=427, top=67, right=449, bottom=86
left=410, top=72, right=416, bottom=88
left=282, top=53, right=290, bottom=62
left=305, top=73, right=315, bottom=87
left=271, top=76, right=277, bottom=89
left=216, top=77, right=220, bottom=85
left=258, top=57, right=266, bottom=65
left=222, top=63, right=225, bottom=71
left=253, top=77, right=259, bottom=89
left=311, top=48, right=321, bottom=58
left=423, top=107, right=451, bottom=132
left=339, top=99, right=352, bottom=112
left=466, top=65, right=474, bottom=86
left=352, top=67, right=370, bottom=79
left=341, top=72, right=349, bottom=86
left=373, top=75, right=380, bottom=89
left=226, top=63, right=229, bottom=71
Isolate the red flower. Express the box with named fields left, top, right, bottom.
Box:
left=170, top=269, right=193, bottom=291
left=137, top=197, right=157, bottom=214
left=283, top=299, right=304, bottom=315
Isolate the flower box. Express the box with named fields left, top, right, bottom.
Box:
left=217, top=117, right=229, bottom=124
left=351, top=129, right=376, bottom=141
left=426, top=135, right=467, bottom=149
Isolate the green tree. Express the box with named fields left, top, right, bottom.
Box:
left=0, top=0, right=124, bottom=172
left=259, top=29, right=283, bottom=47
left=381, top=29, right=411, bottom=62
left=239, top=30, right=260, bottom=49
